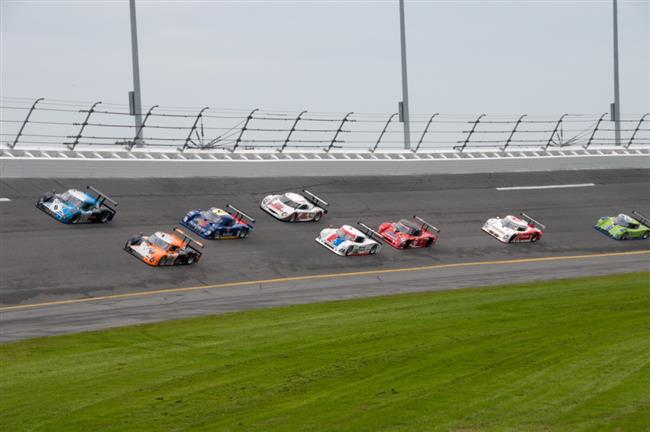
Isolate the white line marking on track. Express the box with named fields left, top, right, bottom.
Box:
left=0, top=198, right=11, bottom=202
left=496, top=183, right=595, bottom=191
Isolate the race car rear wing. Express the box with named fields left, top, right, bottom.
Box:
left=520, top=212, right=546, bottom=230
left=302, top=190, right=329, bottom=213
left=357, top=222, right=383, bottom=243
left=173, top=227, right=205, bottom=255
left=632, top=210, right=650, bottom=227
left=227, top=204, right=256, bottom=225
left=87, top=186, right=118, bottom=211
left=413, top=216, right=440, bottom=233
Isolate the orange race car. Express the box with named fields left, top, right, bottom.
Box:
left=124, top=227, right=204, bottom=266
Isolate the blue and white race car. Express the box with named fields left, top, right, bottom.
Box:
left=36, top=186, right=118, bottom=224
left=181, top=204, right=255, bottom=239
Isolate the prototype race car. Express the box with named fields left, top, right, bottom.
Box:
left=482, top=213, right=545, bottom=243
left=181, top=204, right=255, bottom=239
left=124, top=227, right=204, bottom=266
left=595, top=211, right=650, bottom=240
left=36, top=186, right=118, bottom=224
left=315, top=222, right=381, bottom=256
left=261, top=190, right=328, bottom=222
left=378, top=216, right=440, bottom=249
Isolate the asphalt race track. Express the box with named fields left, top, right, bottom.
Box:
left=1, top=169, right=649, bottom=341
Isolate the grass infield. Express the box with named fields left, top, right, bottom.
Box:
left=1, top=272, right=649, bottom=431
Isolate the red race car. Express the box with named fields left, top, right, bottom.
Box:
left=378, top=216, right=440, bottom=249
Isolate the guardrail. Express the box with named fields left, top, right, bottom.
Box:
left=2, top=96, right=648, bottom=153
left=2, top=144, right=648, bottom=178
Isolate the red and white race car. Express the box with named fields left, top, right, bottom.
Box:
left=482, top=213, right=545, bottom=243
left=260, top=190, right=328, bottom=222
left=378, top=216, right=440, bottom=249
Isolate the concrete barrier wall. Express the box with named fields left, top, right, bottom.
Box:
left=2, top=154, right=649, bottom=178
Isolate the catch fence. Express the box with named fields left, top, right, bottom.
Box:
left=1, top=97, right=648, bottom=153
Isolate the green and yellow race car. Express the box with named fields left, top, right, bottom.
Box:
left=595, top=211, right=650, bottom=240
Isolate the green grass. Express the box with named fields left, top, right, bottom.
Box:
left=1, top=273, right=650, bottom=432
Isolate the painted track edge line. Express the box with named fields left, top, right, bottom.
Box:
left=496, top=183, right=595, bottom=191
left=1, top=250, right=649, bottom=312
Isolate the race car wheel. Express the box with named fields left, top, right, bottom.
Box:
left=642, top=231, right=649, bottom=240
left=70, top=214, right=80, bottom=224
left=126, top=236, right=141, bottom=247
left=313, top=212, right=322, bottom=222
left=100, top=212, right=112, bottom=223
left=345, top=246, right=354, bottom=256
left=370, top=245, right=378, bottom=255
left=621, top=233, right=629, bottom=240
left=289, top=214, right=297, bottom=222
left=508, top=235, right=517, bottom=243
left=239, top=229, right=249, bottom=239
left=186, top=255, right=195, bottom=265
left=403, top=241, right=411, bottom=249
left=531, top=235, right=539, bottom=243
left=41, top=192, right=54, bottom=203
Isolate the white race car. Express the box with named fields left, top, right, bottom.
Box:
left=482, top=213, right=545, bottom=243
left=316, top=223, right=381, bottom=256
left=261, top=190, right=328, bottom=222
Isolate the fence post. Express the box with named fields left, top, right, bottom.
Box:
left=413, top=113, right=439, bottom=153
left=455, top=113, right=485, bottom=152
left=9, top=97, right=44, bottom=149
left=127, top=104, right=158, bottom=150
left=502, top=114, right=527, bottom=152
left=66, top=101, right=102, bottom=151
left=544, top=114, right=568, bottom=151
left=625, top=113, right=649, bottom=149
left=584, top=112, right=608, bottom=149
left=371, top=113, right=398, bottom=153
left=326, top=112, right=353, bottom=153
left=180, top=107, right=209, bottom=152
left=232, top=108, right=259, bottom=152
left=279, top=110, right=307, bottom=152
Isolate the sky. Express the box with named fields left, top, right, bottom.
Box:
left=1, top=0, right=648, bottom=116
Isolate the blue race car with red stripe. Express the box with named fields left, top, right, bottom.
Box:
left=181, top=204, right=255, bottom=240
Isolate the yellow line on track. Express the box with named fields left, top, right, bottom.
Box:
left=2, top=250, right=649, bottom=312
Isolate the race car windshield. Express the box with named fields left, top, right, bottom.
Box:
left=149, top=235, right=171, bottom=251
left=396, top=220, right=419, bottom=235
left=202, top=211, right=231, bottom=224
left=614, top=215, right=631, bottom=227
left=58, top=192, right=84, bottom=208
left=280, top=195, right=301, bottom=209
left=502, top=219, right=521, bottom=230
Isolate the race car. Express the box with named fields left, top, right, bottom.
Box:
left=482, top=213, right=545, bottom=243
left=378, top=216, right=440, bottom=249
left=594, top=210, right=650, bottom=240
left=124, top=227, right=204, bottom=266
left=261, top=189, right=328, bottom=222
left=315, top=222, right=381, bottom=256
left=36, top=186, right=118, bottom=224
left=181, top=204, right=255, bottom=239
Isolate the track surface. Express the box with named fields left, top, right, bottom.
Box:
left=1, top=169, right=649, bottom=341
